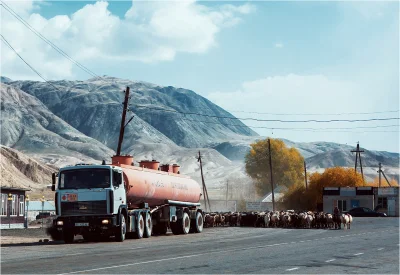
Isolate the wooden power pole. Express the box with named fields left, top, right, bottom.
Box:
left=198, top=151, right=211, bottom=212
left=116, top=87, right=133, bottom=156
left=351, top=142, right=365, bottom=183
left=304, top=161, right=308, bottom=190
left=268, top=138, right=275, bottom=212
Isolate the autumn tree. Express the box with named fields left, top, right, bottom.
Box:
left=282, top=167, right=365, bottom=210
left=367, top=176, right=399, bottom=187
left=245, top=138, right=304, bottom=196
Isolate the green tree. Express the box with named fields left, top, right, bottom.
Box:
left=245, top=138, right=304, bottom=196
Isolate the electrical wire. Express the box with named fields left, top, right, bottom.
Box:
left=1, top=1, right=100, bottom=79
left=1, top=34, right=64, bottom=93
left=226, top=109, right=400, bottom=116
left=130, top=104, right=400, bottom=124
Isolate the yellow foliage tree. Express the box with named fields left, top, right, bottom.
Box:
left=282, top=167, right=364, bottom=210
left=245, top=138, right=304, bottom=196
left=367, top=176, right=399, bottom=187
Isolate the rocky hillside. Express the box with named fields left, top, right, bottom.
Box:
left=10, top=77, right=258, bottom=149
left=0, top=145, right=56, bottom=195
left=1, top=84, right=115, bottom=161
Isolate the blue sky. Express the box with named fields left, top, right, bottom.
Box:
left=1, top=1, right=399, bottom=152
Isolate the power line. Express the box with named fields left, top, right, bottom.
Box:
left=1, top=34, right=63, bottom=93
left=130, top=104, right=400, bottom=123
left=1, top=1, right=100, bottom=79
left=227, top=109, right=400, bottom=116
left=129, top=106, right=398, bottom=133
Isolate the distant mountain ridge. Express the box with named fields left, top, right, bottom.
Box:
left=10, top=76, right=258, bottom=149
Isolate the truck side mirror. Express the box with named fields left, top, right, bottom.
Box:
left=51, top=173, right=56, bottom=191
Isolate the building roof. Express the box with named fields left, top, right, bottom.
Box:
left=261, top=185, right=288, bottom=203
left=1, top=186, right=31, bottom=192
left=27, top=201, right=55, bottom=211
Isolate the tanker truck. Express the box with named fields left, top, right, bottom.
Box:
left=51, top=156, right=204, bottom=243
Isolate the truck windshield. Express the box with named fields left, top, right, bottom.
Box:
left=59, top=168, right=111, bottom=189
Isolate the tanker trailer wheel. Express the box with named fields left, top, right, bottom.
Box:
left=181, top=212, right=191, bottom=235
left=143, top=212, right=152, bottom=238
left=194, top=212, right=204, bottom=233
left=115, top=213, right=126, bottom=242
left=134, top=214, right=144, bottom=239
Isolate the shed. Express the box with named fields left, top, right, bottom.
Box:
left=1, top=186, right=30, bottom=229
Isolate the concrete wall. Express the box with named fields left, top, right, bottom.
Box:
left=323, top=195, right=374, bottom=214
left=1, top=223, right=24, bottom=229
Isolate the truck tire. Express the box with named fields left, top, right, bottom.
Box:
left=63, top=231, right=74, bottom=244
left=134, top=214, right=144, bottom=239
left=115, top=213, right=126, bottom=242
left=143, top=212, right=152, bottom=238
left=181, top=212, right=191, bottom=235
left=194, top=212, right=203, bottom=233
left=170, top=221, right=181, bottom=235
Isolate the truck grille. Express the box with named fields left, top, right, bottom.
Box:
left=61, top=200, right=107, bottom=215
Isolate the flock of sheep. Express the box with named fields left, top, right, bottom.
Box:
left=203, top=210, right=353, bottom=230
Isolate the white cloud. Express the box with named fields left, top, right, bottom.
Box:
left=274, top=43, right=283, bottom=48
left=0, top=0, right=255, bottom=80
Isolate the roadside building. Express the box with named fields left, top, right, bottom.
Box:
left=323, top=186, right=399, bottom=216
left=255, top=185, right=287, bottom=211
left=0, top=186, right=30, bottom=229
left=27, top=201, right=56, bottom=222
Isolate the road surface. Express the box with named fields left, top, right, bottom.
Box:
left=1, top=217, right=398, bottom=274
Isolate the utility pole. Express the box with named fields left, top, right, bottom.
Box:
left=377, top=163, right=392, bottom=187
left=268, top=138, right=275, bottom=212
left=198, top=151, right=211, bottom=212
left=304, top=161, right=308, bottom=190
left=116, top=87, right=132, bottom=156
left=378, top=163, right=382, bottom=187
left=226, top=180, right=229, bottom=207
left=351, top=142, right=365, bottom=184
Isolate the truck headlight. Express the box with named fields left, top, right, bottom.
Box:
left=102, top=219, right=109, bottom=224
left=57, top=221, right=63, bottom=226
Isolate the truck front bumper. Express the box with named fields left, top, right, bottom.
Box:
left=54, top=215, right=117, bottom=234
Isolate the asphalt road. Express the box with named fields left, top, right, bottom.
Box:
left=1, top=217, right=398, bottom=274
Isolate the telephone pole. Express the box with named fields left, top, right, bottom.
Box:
left=351, top=142, right=365, bottom=184
left=304, top=161, right=308, bottom=190
left=268, top=138, right=275, bottom=212
left=226, top=180, right=229, bottom=207
left=198, top=151, right=211, bottom=212
left=377, top=163, right=392, bottom=187
left=116, top=87, right=134, bottom=156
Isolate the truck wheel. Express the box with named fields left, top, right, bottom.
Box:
left=170, top=221, right=180, bottom=235
left=194, top=212, right=204, bottom=233
left=134, top=214, right=144, bottom=239
left=159, top=222, right=168, bottom=235
left=181, top=212, right=191, bottom=235
left=115, top=213, right=126, bottom=242
left=143, top=213, right=152, bottom=238
left=63, top=232, right=74, bottom=244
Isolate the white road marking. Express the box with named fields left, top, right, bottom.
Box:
left=130, top=247, right=144, bottom=249
left=377, top=248, right=384, bottom=251
left=353, top=253, right=364, bottom=256
left=64, top=253, right=84, bottom=256
left=286, top=267, right=300, bottom=271
left=325, top=259, right=336, bottom=262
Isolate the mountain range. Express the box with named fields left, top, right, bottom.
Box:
left=1, top=76, right=398, bottom=199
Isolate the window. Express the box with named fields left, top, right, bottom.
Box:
left=19, top=195, right=24, bottom=216
left=338, top=200, right=347, bottom=212
left=1, top=194, right=6, bottom=216
left=378, top=197, right=387, bottom=209
left=11, top=194, right=17, bottom=216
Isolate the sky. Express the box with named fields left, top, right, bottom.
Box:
left=1, top=0, right=399, bottom=153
